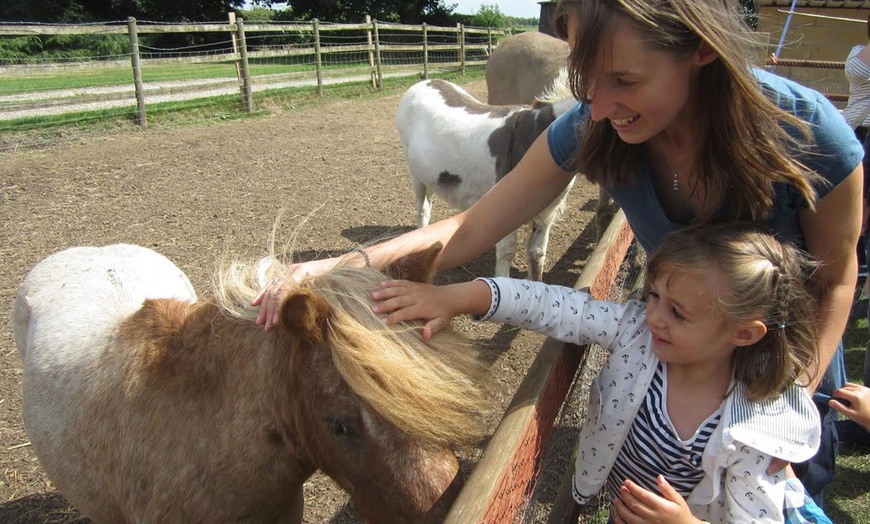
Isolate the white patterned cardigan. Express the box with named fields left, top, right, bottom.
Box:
left=475, top=277, right=821, bottom=523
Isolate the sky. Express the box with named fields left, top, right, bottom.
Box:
left=451, top=0, right=541, bottom=18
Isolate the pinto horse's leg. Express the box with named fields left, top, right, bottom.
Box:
left=495, top=230, right=519, bottom=278
left=411, top=177, right=432, bottom=228
left=526, top=217, right=553, bottom=282
left=594, top=186, right=616, bottom=241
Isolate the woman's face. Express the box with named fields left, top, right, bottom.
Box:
left=570, top=17, right=708, bottom=144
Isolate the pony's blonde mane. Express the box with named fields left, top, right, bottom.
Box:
left=535, top=67, right=573, bottom=105
left=214, top=253, right=489, bottom=447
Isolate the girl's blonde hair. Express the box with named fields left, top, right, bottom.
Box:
left=552, top=0, right=821, bottom=223
left=646, top=223, right=819, bottom=402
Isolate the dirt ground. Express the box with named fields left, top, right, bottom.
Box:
left=0, top=80, right=605, bottom=523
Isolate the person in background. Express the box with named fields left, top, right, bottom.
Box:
left=254, top=0, right=863, bottom=506
left=839, top=13, right=870, bottom=449
left=842, top=14, right=870, bottom=131
left=373, top=223, right=826, bottom=523
left=831, top=382, right=870, bottom=448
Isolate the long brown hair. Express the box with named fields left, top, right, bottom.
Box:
left=552, top=0, right=821, bottom=224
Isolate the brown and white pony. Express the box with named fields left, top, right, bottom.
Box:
left=396, top=74, right=576, bottom=281
left=13, top=242, right=487, bottom=523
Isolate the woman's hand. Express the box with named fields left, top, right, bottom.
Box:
left=830, top=382, right=870, bottom=431
left=612, top=477, right=701, bottom=524
left=251, top=257, right=338, bottom=330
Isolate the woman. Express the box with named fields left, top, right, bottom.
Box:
left=841, top=14, right=870, bottom=130
left=256, top=0, right=863, bottom=505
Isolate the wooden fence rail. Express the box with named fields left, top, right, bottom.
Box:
left=0, top=18, right=507, bottom=125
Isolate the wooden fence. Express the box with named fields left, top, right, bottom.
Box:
left=0, top=18, right=507, bottom=125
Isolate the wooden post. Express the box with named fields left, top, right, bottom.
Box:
left=487, top=27, right=492, bottom=57
left=459, top=23, right=466, bottom=74
left=313, top=19, right=323, bottom=96
left=126, top=17, right=147, bottom=126
left=236, top=17, right=253, bottom=112
left=365, top=15, right=376, bottom=88
left=373, top=20, right=383, bottom=89
left=228, top=11, right=241, bottom=81
left=456, top=23, right=462, bottom=72
left=422, top=23, right=429, bottom=80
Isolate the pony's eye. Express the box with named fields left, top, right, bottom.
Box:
left=324, top=417, right=353, bottom=438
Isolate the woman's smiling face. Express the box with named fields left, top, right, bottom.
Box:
left=568, top=15, right=707, bottom=144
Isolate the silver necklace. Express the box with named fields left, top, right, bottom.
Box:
left=665, top=156, right=679, bottom=191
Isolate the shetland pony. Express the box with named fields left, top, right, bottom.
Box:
left=13, top=242, right=487, bottom=523
left=396, top=74, right=577, bottom=280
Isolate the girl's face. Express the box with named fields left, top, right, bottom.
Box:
left=645, top=270, right=742, bottom=367
left=569, top=16, right=711, bottom=144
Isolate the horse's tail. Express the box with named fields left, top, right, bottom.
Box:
left=12, top=286, right=31, bottom=361
left=535, top=66, right=572, bottom=105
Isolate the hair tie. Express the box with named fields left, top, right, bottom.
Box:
left=352, top=246, right=371, bottom=268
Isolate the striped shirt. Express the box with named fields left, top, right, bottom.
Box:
left=607, top=362, right=722, bottom=502
left=843, top=45, right=870, bottom=129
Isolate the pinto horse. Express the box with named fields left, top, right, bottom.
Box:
left=396, top=74, right=577, bottom=280
left=13, top=242, right=487, bottom=523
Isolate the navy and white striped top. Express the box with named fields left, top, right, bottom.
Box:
left=606, top=362, right=723, bottom=501
left=843, top=44, right=870, bottom=129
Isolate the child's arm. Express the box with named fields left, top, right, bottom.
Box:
left=830, top=382, right=870, bottom=430
left=375, top=276, right=641, bottom=350
left=372, top=279, right=492, bottom=340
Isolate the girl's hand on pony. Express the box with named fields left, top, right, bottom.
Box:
left=372, top=280, right=491, bottom=340
left=612, top=476, right=702, bottom=524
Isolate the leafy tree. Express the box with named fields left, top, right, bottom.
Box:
left=471, top=3, right=506, bottom=28
left=265, top=0, right=457, bottom=24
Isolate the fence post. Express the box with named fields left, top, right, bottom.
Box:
left=314, top=19, right=323, bottom=96
left=373, top=20, right=383, bottom=89
left=422, top=23, right=429, bottom=80
left=236, top=18, right=253, bottom=112
left=228, top=11, right=241, bottom=81
left=487, top=27, right=492, bottom=57
left=365, top=15, right=376, bottom=88
left=456, top=23, right=462, bottom=72
left=460, top=23, right=466, bottom=74
left=126, top=17, right=147, bottom=126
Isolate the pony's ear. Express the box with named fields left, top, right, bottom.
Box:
left=383, top=242, right=443, bottom=283
left=279, top=288, right=332, bottom=344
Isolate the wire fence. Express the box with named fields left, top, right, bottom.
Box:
left=0, top=17, right=507, bottom=135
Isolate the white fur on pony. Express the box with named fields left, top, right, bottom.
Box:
left=396, top=78, right=576, bottom=280
left=14, top=244, right=196, bottom=364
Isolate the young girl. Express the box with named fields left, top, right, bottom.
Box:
left=372, top=223, right=823, bottom=523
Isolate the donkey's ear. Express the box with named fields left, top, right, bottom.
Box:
left=279, top=288, right=332, bottom=344
left=383, top=242, right=443, bottom=284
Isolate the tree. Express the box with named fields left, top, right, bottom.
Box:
left=0, top=0, right=245, bottom=23
left=471, top=4, right=506, bottom=28
left=270, top=0, right=457, bottom=24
